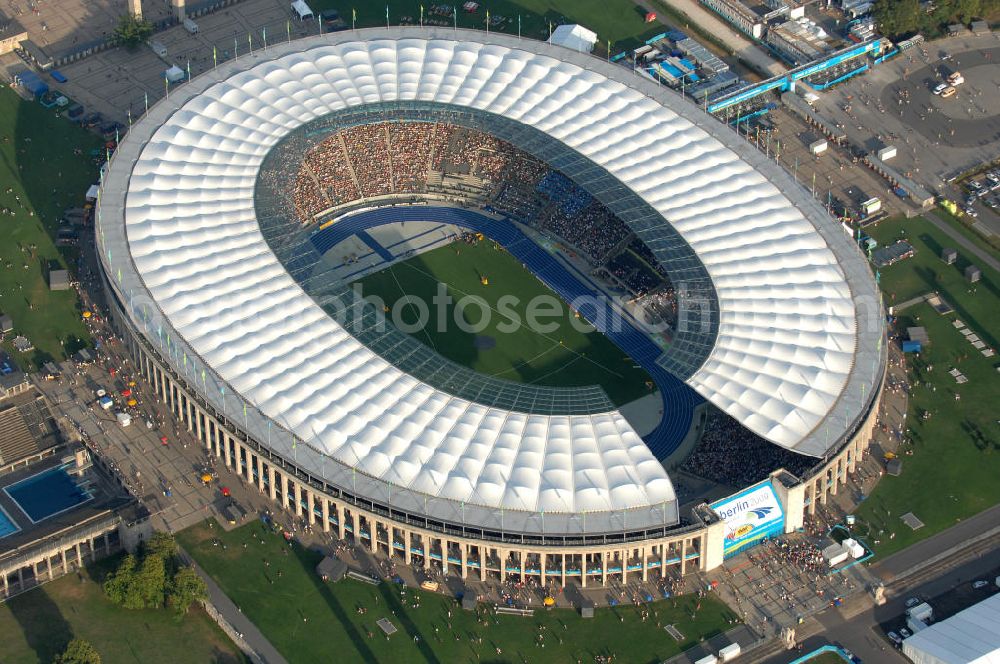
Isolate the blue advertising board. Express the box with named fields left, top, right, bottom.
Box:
left=710, top=480, right=786, bottom=557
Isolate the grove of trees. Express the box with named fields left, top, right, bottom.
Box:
left=102, top=532, right=207, bottom=616
left=874, top=0, right=1000, bottom=38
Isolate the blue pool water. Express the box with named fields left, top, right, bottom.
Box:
left=0, top=506, right=19, bottom=538
left=5, top=467, right=91, bottom=523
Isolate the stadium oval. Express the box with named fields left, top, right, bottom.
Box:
left=97, top=29, right=885, bottom=573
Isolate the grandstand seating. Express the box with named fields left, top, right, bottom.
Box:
left=0, top=403, right=43, bottom=466
left=289, top=122, right=634, bottom=265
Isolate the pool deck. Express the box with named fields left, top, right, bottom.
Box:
left=0, top=456, right=127, bottom=556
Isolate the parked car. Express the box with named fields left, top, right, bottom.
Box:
left=887, top=631, right=903, bottom=646
left=905, top=597, right=921, bottom=608
left=973, top=580, right=989, bottom=589
left=933, top=82, right=947, bottom=95
left=900, top=628, right=912, bottom=639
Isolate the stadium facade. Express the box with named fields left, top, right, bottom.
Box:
left=96, top=29, right=885, bottom=583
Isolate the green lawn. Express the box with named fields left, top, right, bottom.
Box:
left=353, top=239, right=653, bottom=405
left=0, top=85, right=100, bottom=368
left=178, top=519, right=738, bottom=664
left=855, top=216, right=1000, bottom=557
left=311, top=0, right=669, bottom=50
left=0, top=554, right=245, bottom=664
left=931, top=206, right=1000, bottom=264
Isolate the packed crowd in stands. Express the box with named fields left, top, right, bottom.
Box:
left=682, top=409, right=815, bottom=487
left=281, top=120, right=672, bottom=293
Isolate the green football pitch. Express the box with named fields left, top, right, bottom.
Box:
left=353, top=240, right=654, bottom=406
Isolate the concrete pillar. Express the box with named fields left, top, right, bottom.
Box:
left=336, top=503, right=346, bottom=541
left=293, top=482, right=303, bottom=518
left=540, top=553, right=546, bottom=587
left=459, top=543, right=467, bottom=579
left=680, top=538, right=687, bottom=575
left=128, top=0, right=142, bottom=18
left=423, top=536, right=431, bottom=571
left=581, top=553, right=587, bottom=588
left=403, top=530, right=411, bottom=564
left=560, top=554, right=566, bottom=588
left=307, top=490, right=316, bottom=526
left=479, top=547, right=487, bottom=582
left=442, top=539, right=449, bottom=575
left=256, top=455, right=265, bottom=493
left=75, top=542, right=82, bottom=566
left=268, top=466, right=277, bottom=501
left=213, top=425, right=222, bottom=459
left=321, top=498, right=330, bottom=533
left=519, top=550, right=526, bottom=583
left=601, top=550, right=608, bottom=586
left=223, top=436, right=232, bottom=468
left=232, top=441, right=241, bottom=477
left=61, top=548, right=68, bottom=573
left=194, top=408, right=203, bottom=444
left=171, top=0, right=185, bottom=22
left=641, top=545, right=648, bottom=582
left=46, top=556, right=52, bottom=581
left=351, top=511, right=360, bottom=544
left=499, top=548, right=507, bottom=582
left=621, top=549, right=627, bottom=582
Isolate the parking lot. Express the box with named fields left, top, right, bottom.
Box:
left=811, top=31, right=1000, bottom=234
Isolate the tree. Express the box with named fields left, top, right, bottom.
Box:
left=144, top=532, right=178, bottom=566
left=102, top=554, right=137, bottom=606
left=873, top=0, right=921, bottom=37
left=54, top=638, right=101, bottom=664
left=168, top=566, right=208, bottom=615
left=129, top=554, right=167, bottom=609
left=113, top=14, right=154, bottom=49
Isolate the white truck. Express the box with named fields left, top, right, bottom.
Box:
left=116, top=412, right=132, bottom=427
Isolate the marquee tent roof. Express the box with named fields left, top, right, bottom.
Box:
left=95, top=29, right=882, bottom=532
left=548, top=24, right=598, bottom=53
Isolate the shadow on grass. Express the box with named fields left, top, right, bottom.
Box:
left=6, top=581, right=75, bottom=662
left=376, top=582, right=441, bottom=664
left=289, top=544, right=378, bottom=663
left=914, top=264, right=1000, bottom=350
left=210, top=645, right=248, bottom=664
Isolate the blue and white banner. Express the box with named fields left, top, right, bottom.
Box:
left=711, top=481, right=785, bottom=556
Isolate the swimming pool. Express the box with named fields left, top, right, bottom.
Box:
left=0, top=505, right=20, bottom=538
left=4, top=466, right=92, bottom=524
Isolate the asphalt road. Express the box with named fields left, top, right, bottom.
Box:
left=874, top=502, right=1000, bottom=582
left=764, top=539, right=1000, bottom=664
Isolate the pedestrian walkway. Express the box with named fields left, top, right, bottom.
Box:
left=927, top=211, right=1000, bottom=273
left=181, top=547, right=289, bottom=664
left=633, top=0, right=786, bottom=76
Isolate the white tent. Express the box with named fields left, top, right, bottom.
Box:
left=291, top=0, right=313, bottom=20
left=86, top=184, right=100, bottom=201
left=547, top=24, right=598, bottom=53
left=164, top=65, right=185, bottom=83
left=902, top=593, right=1000, bottom=664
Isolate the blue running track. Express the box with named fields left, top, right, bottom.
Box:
left=308, top=206, right=700, bottom=458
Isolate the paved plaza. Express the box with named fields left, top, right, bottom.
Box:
left=811, top=31, right=1000, bottom=234
left=51, top=0, right=322, bottom=123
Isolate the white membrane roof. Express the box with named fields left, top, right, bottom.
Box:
left=98, top=29, right=883, bottom=531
